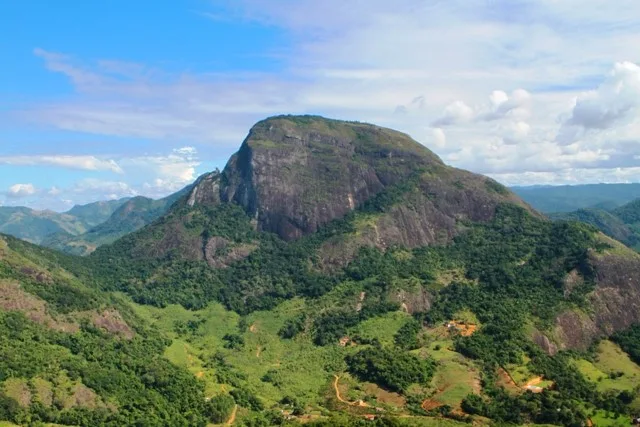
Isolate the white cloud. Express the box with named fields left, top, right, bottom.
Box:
left=0, top=155, right=123, bottom=173
left=0, top=146, right=202, bottom=210
left=480, top=89, right=531, bottom=122
left=6, top=184, right=37, bottom=199
left=8, top=0, right=640, bottom=190
left=71, top=179, right=137, bottom=199
left=48, top=186, right=61, bottom=196
left=558, top=61, right=640, bottom=144
left=502, top=121, right=531, bottom=145
left=119, top=146, right=201, bottom=196
left=431, top=101, right=475, bottom=127
left=431, top=128, right=447, bottom=149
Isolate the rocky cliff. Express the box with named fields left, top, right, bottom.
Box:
left=91, top=115, right=640, bottom=353
left=186, top=115, right=532, bottom=247
left=552, top=235, right=640, bottom=350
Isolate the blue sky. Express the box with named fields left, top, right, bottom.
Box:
left=2, top=0, right=640, bottom=210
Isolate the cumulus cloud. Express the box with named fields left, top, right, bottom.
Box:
left=70, top=179, right=137, bottom=200
left=558, top=62, right=640, bottom=144
left=501, top=121, right=531, bottom=145
left=6, top=184, right=37, bottom=199
left=480, top=89, right=531, bottom=122
left=0, top=155, right=123, bottom=173
left=8, top=0, right=640, bottom=193
left=431, top=89, right=531, bottom=128
left=119, top=146, right=201, bottom=196
left=48, top=186, right=61, bottom=196
left=0, top=146, right=203, bottom=210
left=431, top=101, right=475, bottom=127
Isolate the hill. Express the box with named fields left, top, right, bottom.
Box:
left=551, top=199, right=640, bottom=250
left=0, top=233, right=214, bottom=425
left=512, top=183, right=640, bottom=213
left=73, top=116, right=640, bottom=424
left=3, top=115, right=640, bottom=426
left=0, top=199, right=128, bottom=245
left=41, top=188, right=189, bottom=256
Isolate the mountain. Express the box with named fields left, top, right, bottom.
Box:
left=551, top=198, right=640, bottom=250
left=0, top=233, right=213, bottom=425
left=4, top=115, right=640, bottom=426
left=512, top=183, right=640, bottom=213
left=109, top=115, right=531, bottom=268
left=0, top=198, right=129, bottom=245
left=41, top=188, right=189, bottom=256
left=65, top=198, right=133, bottom=228
left=0, top=207, right=88, bottom=244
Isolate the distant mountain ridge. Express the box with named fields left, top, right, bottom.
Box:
left=0, top=187, right=190, bottom=255
left=42, top=188, right=190, bottom=255
left=512, top=183, right=640, bottom=213
left=551, top=198, right=640, bottom=250
left=0, top=198, right=129, bottom=244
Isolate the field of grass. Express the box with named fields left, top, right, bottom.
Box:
left=590, top=410, right=634, bottom=426
left=575, top=340, right=640, bottom=393
left=429, top=359, right=480, bottom=409
left=125, top=293, right=496, bottom=425
left=505, top=356, right=534, bottom=386
left=128, top=297, right=352, bottom=410
left=410, top=327, right=481, bottom=410
left=352, top=311, right=411, bottom=346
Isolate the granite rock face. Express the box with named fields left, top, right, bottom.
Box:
left=551, top=236, right=640, bottom=350
left=215, top=116, right=532, bottom=243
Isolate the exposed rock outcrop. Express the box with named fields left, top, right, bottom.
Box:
left=553, top=235, right=640, bottom=350
left=204, top=236, right=257, bottom=268
left=186, top=171, right=221, bottom=208
left=219, top=116, right=532, bottom=244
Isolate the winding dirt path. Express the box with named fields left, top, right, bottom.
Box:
left=225, top=404, right=238, bottom=425
left=333, top=375, right=370, bottom=407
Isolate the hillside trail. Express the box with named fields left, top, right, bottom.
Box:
left=225, top=404, right=238, bottom=425
left=333, top=375, right=370, bottom=407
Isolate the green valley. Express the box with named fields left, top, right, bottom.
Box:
left=2, top=116, right=640, bottom=427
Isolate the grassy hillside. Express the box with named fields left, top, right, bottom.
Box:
left=68, top=194, right=638, bottom=425
left=3, top=117, right=640, bottom=426
left=0, top=234, right=215, bottom=426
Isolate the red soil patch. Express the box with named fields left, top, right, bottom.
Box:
left=446, top=321, right=477, bottom=337
left=422, top=397, right=444, bottom=411
left=497, top=367, right=519, bottom=391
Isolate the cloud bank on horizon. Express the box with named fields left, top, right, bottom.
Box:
left=2, top=0, right=640, bottom=210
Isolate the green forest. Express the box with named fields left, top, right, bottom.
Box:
left=1, top=117, right=640, bottom=426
